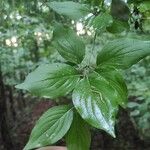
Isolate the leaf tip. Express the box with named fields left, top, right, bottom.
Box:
left=15, top=83, right=27, bottom=90
left=23, top=142, right=41, bottom=150
left=108, top=128, right=116, bottom=138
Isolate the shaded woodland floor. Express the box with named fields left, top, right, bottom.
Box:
left=0, top=99, right=150, bottom=150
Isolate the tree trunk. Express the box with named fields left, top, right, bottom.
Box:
left=0, top=65, right=14, bottom=150
left=8, top=86, right=16, bottom=121
left=17, top=72, right=26, bottom=111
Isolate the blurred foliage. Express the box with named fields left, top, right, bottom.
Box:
left=0, top=0, right=56, bottom=87
left=126, top=56, right=150, bottom=140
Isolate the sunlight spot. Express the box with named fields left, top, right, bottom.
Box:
left=34, top=32, right=42, bottom=37
left=14, top=43, right=18, bottom=47
left=85, top=13, right=93, bottom=20
left=76, top=22, right=85, bottom=35
left=87, top=30, right=92, bottom=36
left=11, top=36, right=17, bottom=43
left=6, top=39, right=11, bottom=46
left=10, top=14, right=14, bottom=19
left=76, top=22, right=83, bottom=31
left=16, top=14, right=22, bottom=20
left=71, top=20, right=75, bottom=24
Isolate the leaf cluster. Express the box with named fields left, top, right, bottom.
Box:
left=14, top=1, right=150, bottom=150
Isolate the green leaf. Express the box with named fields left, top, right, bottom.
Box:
left=53, top=25, right=85, bottom=64
left=48, top=1, right=90, bottom=20
left=66, top=112, right=91, bottom=150
left=128, top=102, right=139, bottom=108
left=72, top=72, right=122, bottom=137
left=107, top=19, right=129, bottom=33
left=92, top=13, right=113, bottom=31
left=97, top=39, right=150, bottom=69
left=139, top=1, right=150, bottom=12
left=16, top=63, right=80, bottom=98
left=95, top=66, right=128, bottom=107
left=130, top=109, right=140, bottom=116
left=24, top=105, right=73, bottom=150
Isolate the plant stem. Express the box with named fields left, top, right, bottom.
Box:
left=92, top=32, right=97, bottom=52
left=88, top=32, right=97, bottom=66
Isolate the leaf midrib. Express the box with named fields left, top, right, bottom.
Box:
left=29, top=107, right=73, bottom=147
